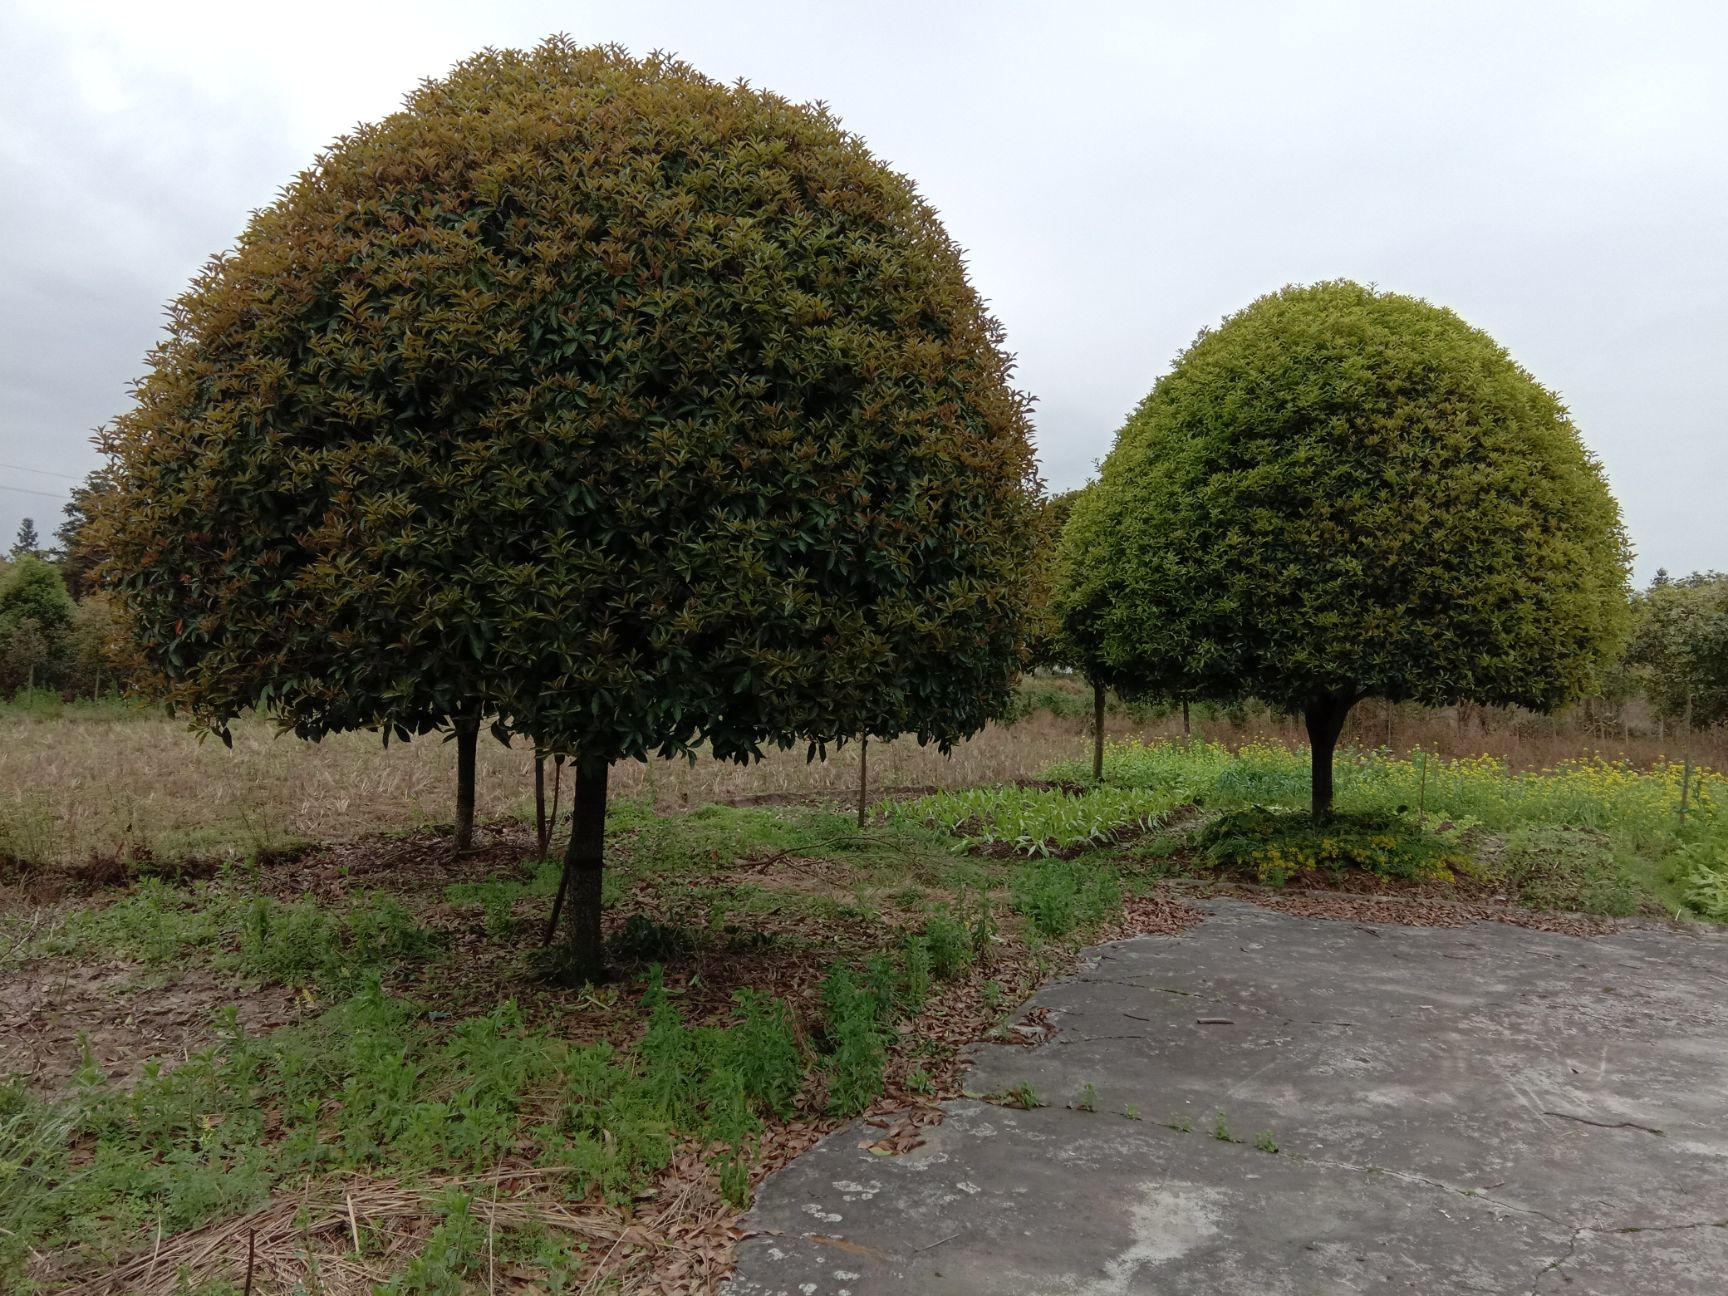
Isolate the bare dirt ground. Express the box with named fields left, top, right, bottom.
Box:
left=0, top=960, right=302, bottom=1092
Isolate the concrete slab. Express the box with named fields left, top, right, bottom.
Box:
left=729, top=900, right=1728, bottom=1294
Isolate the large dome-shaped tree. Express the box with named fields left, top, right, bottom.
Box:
left=99, top=40, right=1038, bottom=978
left=1057, top=281, right=1630, bottom=820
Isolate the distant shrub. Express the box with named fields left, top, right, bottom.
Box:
left=0, top=558, right=73, bottom=695
left=1004, top=676, right=1095, bottom=722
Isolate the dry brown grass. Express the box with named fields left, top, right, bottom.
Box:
left=0, top=709, right=1099, bottom=869
left=45, top=1167, right=726, bottom=1296
left=3, top=694, right=1720, bottom=872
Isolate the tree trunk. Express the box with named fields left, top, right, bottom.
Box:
left=1679, top=689, right=1694, bottom=825
left=857, top=736, right=869, bottom=829
left=453, top=716, right=480, bottom=852
left=1181, top=699, right=1191, bottom=738
left=1304, top=693, right=1356, bottom=824
left=549, top=755, right=564, bottom=848
left=547, top=757, right=610, bottom=985
left=1092, top=679, right=1106, bottom=782
left=534, top=749, right=549, bottom=857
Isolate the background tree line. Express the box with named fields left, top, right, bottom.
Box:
left=0, top=473, right=134, bottom=697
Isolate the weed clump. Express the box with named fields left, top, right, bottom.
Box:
left=1198, top=808, right=1467, bottom=887
left=1676, top=829, right=1728, bottom=919
left=382, top=1189, right=484, bottom=1295
left=819, top=965, right=890, bottom=1115
left=1490, top=827, right=1644, bottom=916
left=1010, top=860, right=1121, bottom=938
left=921, top=907, right=973, bottom=979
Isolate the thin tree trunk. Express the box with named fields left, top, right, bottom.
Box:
left=1092, top=679, right=1106, bottom=782
left=534, top=749, right=549, bottom=857
left=549, top=757, right=610, bottom=985
left=1679, top=689, right=1694, bottom=825
left=1181, top=699, right=1191, bottom=738
left=857, top=735, right=869, bottom=829
left=549, top=755, right=564, bottom=848
left=453, top=716, right=480, bottom=853
left=1304, top=693, right=1356, bottom=824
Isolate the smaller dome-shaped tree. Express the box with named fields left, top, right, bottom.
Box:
left=1056, top=281, right=1631, bottom=820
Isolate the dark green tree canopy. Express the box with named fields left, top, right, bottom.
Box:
left=56, top=466, right=115, bottom=601
left=1058, top=281, right=1631, bottom=717
left=99, top=39, right=1038, bottom=764
left=9, top=518, right=43, bottom=562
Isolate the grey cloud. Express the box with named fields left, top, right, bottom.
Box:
left=3, top=0, right=1722, bottom=579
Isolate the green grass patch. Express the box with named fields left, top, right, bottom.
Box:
left=1048, top=738, right=1724, bottom=919
left=2, top=871, right=1003, bottom=1292
left=1054, top=738, right=1722, bottom=839
left=0, top=964, right=836, bottom=1286
left=0, top=688, right=156, bottom=724
left=34, top=879, right=440, bottom=988
left=609, top=801, right=819, bottom=873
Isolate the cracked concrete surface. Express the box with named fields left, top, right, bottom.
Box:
left=727, top=900, right=1728, bottom=1294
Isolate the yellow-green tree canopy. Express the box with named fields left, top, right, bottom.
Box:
left=1627, top=571, right=1728, bottom=728
left=98, top=40, right=1038, bottom=977
left=1057, top=280, right=1630, bottom=815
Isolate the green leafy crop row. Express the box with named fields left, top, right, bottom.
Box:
left=889, top=784, right=1183, bottom=856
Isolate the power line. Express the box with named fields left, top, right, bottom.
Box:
left=0, top=482, right=69, bottom=501
left=0, top=461, right=84, bottom=481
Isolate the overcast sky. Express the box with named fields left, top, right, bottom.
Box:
left=2, top=0, right=1722, bottom=583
